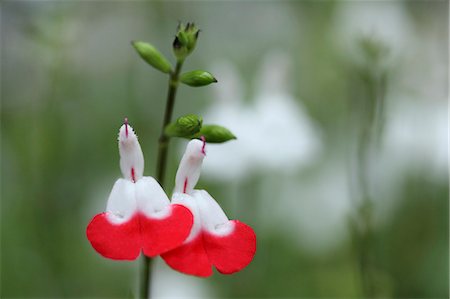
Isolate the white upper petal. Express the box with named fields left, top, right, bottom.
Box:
left=135, top=176, right=171, bottom=219
left=174, top=139, right=206, bottom=194
left=192, top=190, right=234, bottom=236
left=118, top=123, right=144, bottom=182
left=172, top=190, right=234, bottom=242
left=105, top=178, right=137, bottom=224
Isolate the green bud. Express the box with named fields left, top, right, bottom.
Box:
left=165, top=114, right=203, bottom=137
left=132, top=41, right=172, bottom=74
left=192, top=125, right=236, bottom=143
left=177, top=31, right=189, bottom=46
left=180, top=70, right=217, bottom=87
left=173, top=22, right=200, bottom=60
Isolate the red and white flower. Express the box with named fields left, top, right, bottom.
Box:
left=162, top=138, right=257, bottom=277
left=86, top=120, right=193, bottom=260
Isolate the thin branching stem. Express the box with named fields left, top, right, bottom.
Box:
left=354, top=65, right=387, bottom=298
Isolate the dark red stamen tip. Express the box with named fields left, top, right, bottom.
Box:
left=131, top=167, right=136, bottom=183
left=124, top=118, right=129, bottom=137
left=183, top=178, right=188, bottom=193
left=200, top=136, right=206, bottom=155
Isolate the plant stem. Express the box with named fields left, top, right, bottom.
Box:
left=140, top=60, right=184, bottom=299
left=156, top=60, right=184, bottom=187
left=353, top=67, right=386, bottom=298
left=140, top=256, right=152, bottom=299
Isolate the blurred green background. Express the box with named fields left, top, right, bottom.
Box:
left=1, top=1, right=448, bottom=298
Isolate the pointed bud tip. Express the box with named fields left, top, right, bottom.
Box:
left=180, top=70, right=217, bottom=87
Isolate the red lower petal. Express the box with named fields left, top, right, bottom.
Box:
left=162, top=220, right=256, bottom=277
left=86, top=213, right=141, bottom=260
left=141, top=204, right=194, bottom=257
left=204, top=220, right=257, bottom=274
left=161, top=235, right=213, bottom=277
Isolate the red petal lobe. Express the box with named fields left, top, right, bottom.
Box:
left=141, top=204, right=194, bottom=257
left=204, top=220, right=256, bottom=274
left=86, top=213, right=141, bottom=260
left=161, top=235, right=213, bottom=277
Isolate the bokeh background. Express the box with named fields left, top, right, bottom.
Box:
left=1, top=1, right=448, bottom=298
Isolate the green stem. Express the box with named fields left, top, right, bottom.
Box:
left=140, top=256, right=152, bottom=299
left=140, top=60, right=184, bottom=299
left=354, top=69, right=386, bottom=298
left=156, top=60, right=184, bottom=187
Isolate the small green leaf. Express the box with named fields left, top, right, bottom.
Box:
left=132, top=41, right=172, bottom=74
left=180, top=70, right=217, bottom=87
left=165, top=114, right=203, bottom=137
left=192, top=125, right=236, bottom=143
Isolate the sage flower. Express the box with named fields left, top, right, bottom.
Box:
left=162, top=139, right=256, bottom=277
left=86, top=120, right=193, bottom=260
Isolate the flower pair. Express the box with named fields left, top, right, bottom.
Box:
left=86, top=120, right=256, bottom=277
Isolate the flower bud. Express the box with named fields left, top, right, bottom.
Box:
left=165, top=114, right=203, bottom=137
left=193, top=125, right=236, bottom=143
left=172, top=22, right=200, bottom=61
left=180, top=70, right=217, bottom=87
left=132, top=41, right=172, bottom=74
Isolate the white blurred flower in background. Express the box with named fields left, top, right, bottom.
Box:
left=382, top=97, right=447, bottom=179
left=201, top=51, right=322, bottom=181
left=333, top=1, right=413, bottom=59
left=333, top=0, right=447, bottom=230
left=372, top=95, right=447, bottom=225
left=275, top=161, right=352, bottom=255
left=197, top=61, right=254, bottom=181
left=191, top=51, right=352, bottom=255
